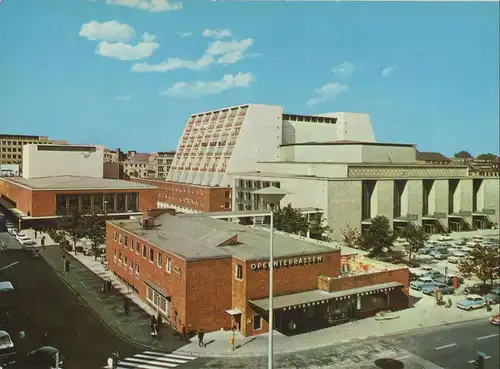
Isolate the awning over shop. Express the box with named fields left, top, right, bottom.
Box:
left=144, top=280, right=170, bottom=300
left=225, top=308, right=242, bottom=316
left=249, top=281, right=403, bottom=311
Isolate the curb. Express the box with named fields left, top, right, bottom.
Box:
left=174, top=315, right=494, bottom=358
left=41, top=250, right=173, bottom=353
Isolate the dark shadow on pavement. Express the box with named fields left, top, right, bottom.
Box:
left=374, top=358, right=404, bottom=369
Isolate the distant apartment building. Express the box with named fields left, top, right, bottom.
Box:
left=416, top=151, right=452, bottom=165
left=149, top=151, right=176, bottom=179
left=0, top=134, right=67, bottom=169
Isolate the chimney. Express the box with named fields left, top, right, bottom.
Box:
left=141, top=208, right=176, bottom=228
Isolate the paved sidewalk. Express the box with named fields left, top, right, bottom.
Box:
left=174, top=293, right=499, bottom=358
left=39, top=244, right=185, bottom=352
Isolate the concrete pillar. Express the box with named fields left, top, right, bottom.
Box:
left=483, top=178, right=500, bottom=225
left=372, top=180, right=394, bottom=227
left=433, top=180, right=449, bottom=230
left=458, top=179, right=473, bottom=227
left=406, top=180, right=423, bottom=225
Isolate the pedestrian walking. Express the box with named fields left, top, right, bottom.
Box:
left=156, top=313, right=162, bottom=333
left=111, top=349, right=120, bottom=369
left=198, top=328, right=205, bottom=347
left=180, top=324, right=188, bottom=341
left=123, top=299, right=130, bottom=316
left=34, top=229, right=38, bottom=239
left=41, top=236, right=45, bottom=247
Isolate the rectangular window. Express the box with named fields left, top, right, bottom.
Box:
left=129, top=261, right=133, bottom=274
left=157, top=253, right=162, bottom=267
left=135, top=241, right=140, bottom=254
left=113, top=249, right=117, bottom=262
left=135, top=264, right=140, bottom=279
left=149, top=248, right=154, bottom=263
left=142, top=245, right=147, bottom=258
left=166, top=258, right=172, bottom=273
left=123, top=256, right=127, bottom=269
left=117, top=193, right=126, bottom=213
left=235, top=264, right=243, bottom=280
left=253, top=315, right=262, bottom=331
left=113, top=231, right=117, bottom=241
left=124, top=235, right=128, bottom=247
left=81, top=195, right=92, bottom=212
left=118, top=234, right=122, bottom=245
left=55, top=195, right=67, bottom=215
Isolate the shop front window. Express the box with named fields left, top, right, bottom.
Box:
left=68, top=195, right=79, bottom=209
left=93, top=194, right=104, bottom=212
left=81, top=195, right=92, bottom=212
left=55, top=195, right=67, bottom=215
left=127, top=193, right=138, bottom=212
left=117, top=194, right=126, bottom=213
left=360, top=293, right=389, bottom=312
left=104, top=194, right=114, bottom=213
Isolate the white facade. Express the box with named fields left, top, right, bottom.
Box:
left=167, top=104, right=374, bottom=187
left=22, top=144, right=104, bottom=179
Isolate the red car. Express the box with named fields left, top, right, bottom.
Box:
left=489, top=314, right=500, bottom=326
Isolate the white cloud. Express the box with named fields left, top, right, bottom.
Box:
left=381, top=65, right=395, bottom=77
left=331, top=62, right=355, bottom=78
left=178, top=31, right=192, bottom=38
left=132, top=54, right=214, bottom=72
left=105, top=0, right=182, bottom=12
left=202, top=29, right=232, bottom=39
left=131, top=37, right=255, bottom=72
left=79, top=21, right=135, bottom=42
left=160, top=72, right=254, bottom=98
left=96, top=33, right=159, bottom=60
left=306, top=83, right=348, bottom=106
left=116, top=95, right=131, bottom=100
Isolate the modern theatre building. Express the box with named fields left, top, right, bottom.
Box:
left=106, top=209, right=410, bottom=337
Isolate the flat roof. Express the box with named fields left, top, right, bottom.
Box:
left=1, top=176, right=155, bottom=191
left=249, top=281, right=403, bottom=311
left=111, top=213, right=338, bottom=262
left=280, top=140, right=415, bottom=148
left=179, top=208, right=323, bottom=218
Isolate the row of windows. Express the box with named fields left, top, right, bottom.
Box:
left=1, top=147, right=21, bottom=152
left=113, top=230, right=173, bottom=273
left=55, top=193, right=138, bottom=215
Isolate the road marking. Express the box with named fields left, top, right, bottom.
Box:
left=434, top=343, right=456, bottom=350
left=477, top=334, right=498, bottom=340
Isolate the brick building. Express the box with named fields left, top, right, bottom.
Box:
left=0, top=176, right=157, bottom=229
left=106, top=210, right=410, bottom=337
left=130, top=178, right=232, bottom=213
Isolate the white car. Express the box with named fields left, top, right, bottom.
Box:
left=15, top=232, right=27, bottom=242
left=20, top=239, right=37, bottom=248
left=448, top=252, right=467, bottom=264
left=438, top=235, right=453, bottom=241
left=16, top=236, right=31, bottom=245
left=7, top=228, right=18, bottom=236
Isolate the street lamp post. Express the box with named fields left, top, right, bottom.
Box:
left=104, top=200, right=108, bottom=221
left=251, top=186, right=291, bottom=369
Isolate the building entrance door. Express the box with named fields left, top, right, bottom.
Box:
left=233, top=314, right=242, bottom=331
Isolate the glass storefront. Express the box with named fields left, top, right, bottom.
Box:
left=55, top=192, right=139, bottom=215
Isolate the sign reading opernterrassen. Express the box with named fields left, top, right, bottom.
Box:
left=251, top=255, right=323, bottom=271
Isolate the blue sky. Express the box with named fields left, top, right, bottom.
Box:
left=1, top=0, right=498, bottom=156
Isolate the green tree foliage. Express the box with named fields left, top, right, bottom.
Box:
left=57, top=205, right=86, bottom=254
left=454, top=151, right=473, bottom=159
left=273, top=203, right=331, bottom=241
left=476, top=153, right=499, bottom=162
left=84, top=207, right=106, bottom=261
left=341, top=226, right=363, bottom=249
left=458, top=243, right=500, bottom=284
left=362, top=215, right=395, bottom=257
left=399, top=223, right=429, bottom=264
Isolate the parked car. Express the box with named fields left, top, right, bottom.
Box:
left=434, top=274, right=464, bottom=287
left=463, top=283, right=497, bottom=296
left=410, top=277, right=435, bottom=291
left=16, top=236, right=31, bottom=246
left=454, top=239, right=467, bottom=246
left=430, top=247, right=448, bottom=257
left=419, top=247, right=432, bottom=255
left=423, top=270, right=445, bottom=280
left=433, top=251, right=451, bottom=260
left=422, top=282, right=454, bottom=296
left=6, top=227, right=17, bottom=236
left=457, top=294, right=486, bottom=310
left=438, top=235, right=453, bottom=241
left=484, top=288, right=500, bottom=305
left=0, top=330, right=16, bottom=367
left=15, top=232, right=27, bottom=242
left=448, top=252, right=467, bottom=264
left=490, top=314, right=500, bottom=326
left=24, top=346, right=64, bottom=369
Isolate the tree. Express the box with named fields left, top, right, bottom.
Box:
left=458, top=244, right=500, bottom=285
left=399, top=223, right=429, bottom=264
left=57, top=205, right=86, bottom=255
left=341, top=226, right=363, bottom=249
left=362, top=215, right=395, bottom=257
left=308, top=213, right=332, bottom=242
left=272, top=203, right=331, bottom=241
left=84, top=207, right=106, bottom=261
left=454, top=151, right=473, bottom=159
left=476, top=153, right=499, bottom=162
left=273, top=203, right=309, bottom=236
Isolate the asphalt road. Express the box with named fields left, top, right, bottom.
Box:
left=0, top=232, right=141, bottom=369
